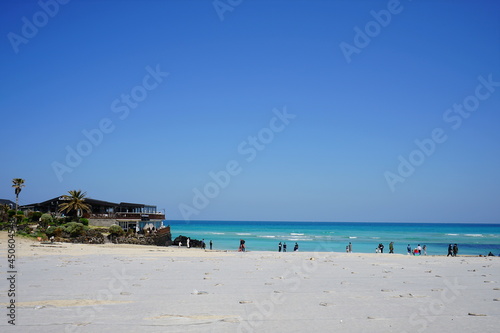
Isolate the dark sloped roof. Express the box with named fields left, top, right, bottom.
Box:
left=0, top=199, right=15, bottom=207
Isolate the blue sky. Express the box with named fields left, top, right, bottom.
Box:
left=1, top=0, right=499, bottom=223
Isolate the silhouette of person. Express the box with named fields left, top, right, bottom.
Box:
left=278, top=242, right=282, bottom=252
left=447, top=244, right=453, bottom=256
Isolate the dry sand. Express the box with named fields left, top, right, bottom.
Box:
left=1, top=232, right=499, bottom=332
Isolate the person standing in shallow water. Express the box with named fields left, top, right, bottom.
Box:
left=407, top=244, right=411, bottom=255
left=283, top=242, right=287, bottom=252
left=453, top=244, right=458, bottom=257
left=209, top=240, right=212, bottom=250
left=423, top=244, right=427, bottom=255
left=278, top=242, right=282, bottom=252
left=294, top=242, right=299, bottom=251
left=348, top=242, right=352, bottom=253
left=389, top=242, right=394, bottom=254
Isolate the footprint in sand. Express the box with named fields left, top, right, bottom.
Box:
left=239, top=300, right=252, bottom=304
left=381, top=289, right=393, bottom=292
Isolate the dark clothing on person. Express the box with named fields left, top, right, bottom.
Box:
left=294, top=243, right=299, bottom=251
left=283, top=243, right=287, bottom=252
left=453, top=244, right=458, bottom=257
left=378, top=243, right=384, bottom=253
left=278, top=242, right=282, bottom=252
left=448, top=244, right=453, bottom=256
left=209, top=240, right=212, bottom=250
left=389, top=242, right=394, bottom=254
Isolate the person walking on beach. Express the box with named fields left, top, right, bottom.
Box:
left=283, top=242, right=287, bottom=252
left=453, top=244, right=458, bottom=257
left=378, top=243, right=384, bottom=253
left=423, top=244, right=427, bottom=255
left=348, top=242, right=352, bottom=253
left=417, top=244, right=422, bottom=255
left=407, top=244, right=411, bottom=255
left=294, top=242, right=299, bottom=251
left=201, top=239, right=206, bottom=250
left=389, top=242, right=394, bottom=254
left=187, top=237, right=190, bottom=248
left=278, top=242, right=282, bottom=252
left=447, top=244, right=453, bottom=256
left=209, top=240, right=213, bottom=250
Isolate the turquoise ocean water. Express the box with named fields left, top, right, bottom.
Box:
left=165, top=220, right=500, bottom=256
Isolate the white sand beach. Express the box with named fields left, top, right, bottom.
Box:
left=1, top=232, right=499, bottom=332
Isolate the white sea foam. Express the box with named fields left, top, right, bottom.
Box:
left=211, top=232, right=225, bottom=235
left=290, top=233, right=304, bottom=236
left=349, top=236, right=357, bottom=239
left=446, top=233, right=459, bottom=236
left=464, top=234, right=483, bottom=237
left=259, top=235, right=276, bottom=238
left=237, top=233, right=251, bottom=236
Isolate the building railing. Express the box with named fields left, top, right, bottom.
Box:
left=89, top=213, right=165, bottom=220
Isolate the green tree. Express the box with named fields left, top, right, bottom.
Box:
left=40, top=214, right=53, bottom=228
left=12, top=178, right=25, bottom=212
left=58, top=190, right=92, bottom=218
left=0, top=204, right=9, bottom=222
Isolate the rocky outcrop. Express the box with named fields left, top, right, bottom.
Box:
left=173, top=235, right=205, bottom=248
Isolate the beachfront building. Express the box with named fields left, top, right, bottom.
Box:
left=20, top=196, right=165, bottom=229
left=0, top=199, right=16, bottom=210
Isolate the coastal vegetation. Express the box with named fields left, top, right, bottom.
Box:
left=12, top=178, right=25, bottom=212
left=58, top=190, right=92, bottom=218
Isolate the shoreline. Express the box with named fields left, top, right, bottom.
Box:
left=10, top=233, right=495, bottom=258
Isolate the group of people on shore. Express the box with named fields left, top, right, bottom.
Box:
left=345, top=242, right=429, bottom=255
left=278, top=242, right=299, bottom=252
left=447, top=243, right=459, bottom=257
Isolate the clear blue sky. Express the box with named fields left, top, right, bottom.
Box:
left=1, top=0, right=499, bottom=223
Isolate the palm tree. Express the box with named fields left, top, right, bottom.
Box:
left=58, top=190, right=92, bottom=218
left=12, top=178, right=25, bottom=212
